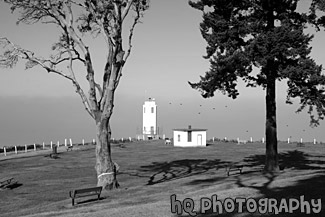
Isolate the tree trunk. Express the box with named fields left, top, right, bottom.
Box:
left=264, top=75, right=279, bottom=172
left=95, top=118, right=119, bottom=190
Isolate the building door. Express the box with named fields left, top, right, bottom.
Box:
left=197, top=134, right=202, bottom=146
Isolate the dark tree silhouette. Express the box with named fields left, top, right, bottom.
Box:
left=0, top=0, right=149, bottom=190
left=189, top=0, right=325, bottom=172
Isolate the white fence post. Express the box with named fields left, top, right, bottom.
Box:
left=82, top=139, right=85, bottom=146
left=4, top=147, right=6, bottom=156
left=57, top=141, right=60, bottom=148
left=314, top=138, right=316, bottom=145
left=262, top=137, right=265, bottom=143
left=237, top=138, right=240, bottom=144
left=212, top=137, right=215, bottom=142
left=51, top=141, right=53, bottom=149
left=65, top=139, right=67, bottom=147
left=300, top=138, right=303, bottom=143
left=43, top=142, right=45, bottom=150
left=15, top=146, right=17, bottom=154
left=34, top=143, right=36, bottom=151
left=25, top=144, right=27, bottom=153
left=250, top=137, right=253, bottom=143
left=129, top=137, right=131, bottom=142
left=69, top=138, right=73, bottom=146
left=288, top=138, right=290, bottom=144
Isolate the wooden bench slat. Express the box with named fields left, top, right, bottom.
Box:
left=74, top=187, right=102, bottom=194
left=0, top=177, right=17, bottom=189
left=69, top=186, right=102, bottom=206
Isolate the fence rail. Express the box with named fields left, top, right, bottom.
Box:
left=0, top=136, right=162, bottom=157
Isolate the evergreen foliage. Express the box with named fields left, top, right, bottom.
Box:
left=189, top=0, right=325, bottom=126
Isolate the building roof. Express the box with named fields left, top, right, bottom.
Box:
left=173, top=128, right=207, bottom=132
left=173, top=125, right=207, bottom=132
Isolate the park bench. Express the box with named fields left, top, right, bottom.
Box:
left=226, top=164, right=244, bottom=176
left=0, top=177, right=17, bottom=189
left=165, top=138, right=172, bottom=145
left=69, top=186, right=102, bottom=206
left=67, top=146, right=73, bottom=151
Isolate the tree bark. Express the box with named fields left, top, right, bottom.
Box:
left=264, top=74, right=279, bottom=172
left=263, top=0, right=279, bottom=173
left=95, top=117, right=119, bottom=190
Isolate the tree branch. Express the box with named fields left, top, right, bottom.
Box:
left=121, top=0, right=134, bottom=21
left=66, top=42, right=95, bottom=119
left=0, top=36, right=95, bottom=118
left=64, top=1, right=99, bottom=112
left=123, top=3, right=141, bottom=64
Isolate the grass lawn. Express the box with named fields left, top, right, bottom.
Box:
left=0, top=140, right=324, bottom=217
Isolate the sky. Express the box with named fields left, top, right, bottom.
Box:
left=0, top=0, right=325, bottom=147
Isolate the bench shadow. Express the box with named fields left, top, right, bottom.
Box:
left=73, top=196, right=106, bottom=206
left=6, top=182, right=23, bottom=190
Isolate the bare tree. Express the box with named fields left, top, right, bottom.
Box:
left=0, top=0, right=149, bottom=190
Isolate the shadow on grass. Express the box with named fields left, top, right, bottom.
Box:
left=243, top=150, right=325, bottom=170
left=176, top=171, right=325, bottom=217
left=6, top=182, right=23, bottom=190
left=71, top=196, right=107, bottom=206
left=44, top=153, right=61, bottom=159
left=187, top=177, right=225, bottom=186
left=138, top=159, right=230, bottom=185
left=173, top=150, right=325, bottom=216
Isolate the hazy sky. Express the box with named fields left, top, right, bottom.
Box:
left=1, top=0, right=325, bottom=146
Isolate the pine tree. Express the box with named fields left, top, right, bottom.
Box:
left=189, top=0, right=325, bottom=172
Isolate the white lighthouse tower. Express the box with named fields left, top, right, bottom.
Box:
left=143, top=98, right=157, bottom=140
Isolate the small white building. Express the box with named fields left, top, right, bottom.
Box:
left=142, top=98, right=158, bottom=140
left=173, top=125, right=207, bottom=147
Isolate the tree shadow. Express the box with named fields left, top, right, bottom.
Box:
left=176, top=171, right=325, bottom=217
left=138, top=159, right=230, bottom=185
left=187, top=177, right=226, bottom=187
left=243, top=150, right=325, bottom=170
left=173, top=150, right=325, bottom=217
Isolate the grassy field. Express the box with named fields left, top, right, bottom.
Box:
left=0, top=140, right=324, bottom=217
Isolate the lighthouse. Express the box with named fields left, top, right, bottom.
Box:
left=143, top=98, right=157, bottom=140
